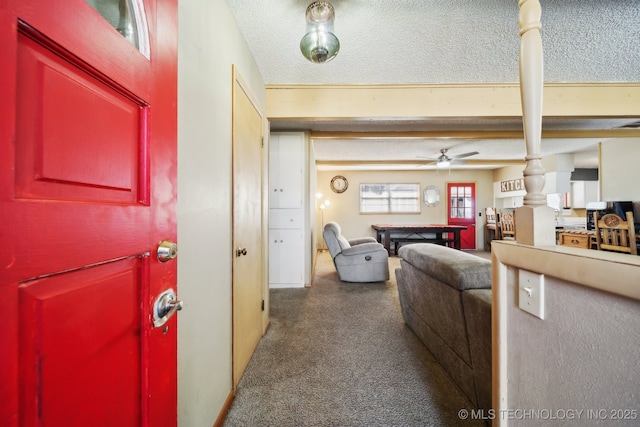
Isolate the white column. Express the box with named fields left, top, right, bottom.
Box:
left=516, top=0, right=555, bottom=246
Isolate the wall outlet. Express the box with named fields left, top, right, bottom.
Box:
left=518, top=269, right=545, bottom=319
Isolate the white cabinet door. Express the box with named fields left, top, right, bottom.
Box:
left=571, top=181, right=586, bottom=208
left=270, top=133, right=304, bottom=208
left=584, top=181, right=599, bottom=205
left=269, top=229, right=304, bottom=287
left=270, top=209, right=303, bottom=229
left=571, top=181, right=600, bottom=209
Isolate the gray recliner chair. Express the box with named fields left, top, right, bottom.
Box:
left=323, top=221, right=390, bottom=282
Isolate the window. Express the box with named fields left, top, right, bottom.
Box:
left=360, top=183, right=420, bottom=213
left=86, top=0, right=150, bottom=58
left=449, top=185, right=473, bottom=219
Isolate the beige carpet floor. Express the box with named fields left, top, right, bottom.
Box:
left=223, top=250, right=488, bottom=426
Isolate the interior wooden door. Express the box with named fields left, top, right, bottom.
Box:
left=232, top=69, right=264, bottom=387
left=447, top=182, right=477, bottom=249
left=0, top=1, right=178, bottom=426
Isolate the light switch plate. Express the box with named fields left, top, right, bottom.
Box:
left=518, top=269, right=545, bottom=319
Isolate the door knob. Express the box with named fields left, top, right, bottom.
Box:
left=236, top=247, right=247, bottom=257
left=157, top=240, right=178, bottom=262
left=153, top=289, right=183, bottom=328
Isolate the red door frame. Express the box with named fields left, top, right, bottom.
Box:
left=447, top=182, right=477, bottom=250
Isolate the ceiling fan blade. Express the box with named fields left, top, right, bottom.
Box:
left=451, top=151, right=479, bottom=160
left=416, top=156, right=438, bottom=164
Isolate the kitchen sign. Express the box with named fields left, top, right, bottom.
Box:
left=500, top=178, right=525, bottom=192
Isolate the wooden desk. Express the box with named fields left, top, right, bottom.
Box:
left=371, top=224, right=467, bottom=254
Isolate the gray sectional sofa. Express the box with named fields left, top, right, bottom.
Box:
left=395, top=243, right=492, bottom=413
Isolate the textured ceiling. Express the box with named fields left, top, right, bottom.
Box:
left=227, top=0, right=640, bottom=85
left=311, top=137, right=603, bottom=171
left=227, top=0, right=640, bottom=170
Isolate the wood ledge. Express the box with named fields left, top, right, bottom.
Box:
left=492, top=241, right=640, bottom=301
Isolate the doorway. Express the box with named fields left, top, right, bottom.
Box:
left=447, top=182, right=477, bottom=249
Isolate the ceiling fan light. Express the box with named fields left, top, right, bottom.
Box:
left=437, top=160, right=450, bottom=168
left=300, top=30, right=340, bottom=63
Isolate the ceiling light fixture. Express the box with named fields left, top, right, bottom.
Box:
left=300, top=1, right=340, bottom=64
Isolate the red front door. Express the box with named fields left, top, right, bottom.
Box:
left=0, top=1, right=178, bottom=426
left=447, top=183, right=477, bottom=249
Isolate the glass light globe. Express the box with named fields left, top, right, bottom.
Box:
left=300, top=30, right=340, bottom=63
left=306, top=1, right=335, bottom=24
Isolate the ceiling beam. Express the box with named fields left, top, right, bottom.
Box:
left=315, top=159, right=526, bottom=166
left=310, top=129, right=640, bottom=140
left=267, top=83, right=640, bottom=120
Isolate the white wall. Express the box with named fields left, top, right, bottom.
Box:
left=316, top=169, right=493, bottom=249
left=506, top=273, right=640, bottom=424
left=493, top=242, right=640, bottom=426
left=601, top=138, right=640, bottom=202
left=177, top=1, right=265, bottom=425
left=308, top=141, right=318, bottom=280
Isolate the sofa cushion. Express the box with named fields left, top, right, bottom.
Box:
left=324, top=221, right=341, bottom=237
left=462, top=289, right=493, bottom=413
left=398, top=243, right=491, bottom=291
left=399, top=259, right=473, bottom=365
left=337, top=235, right=351, bottom=250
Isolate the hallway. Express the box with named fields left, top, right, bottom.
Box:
left=223, top=252, right=486, bottom=426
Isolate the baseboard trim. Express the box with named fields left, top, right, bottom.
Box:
left=213, top=389, right=234, bottom=427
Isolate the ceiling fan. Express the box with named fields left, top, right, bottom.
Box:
left=420, top=148, right=480, bottom=168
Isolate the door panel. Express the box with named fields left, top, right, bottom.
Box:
left=269, top=229, right=304, bottom=286
left=1, top=1, right=178, bottom=425
left=16, top=29, right=145, bottom=203
left=447, top=183, right=477, bottom=249
left=232, top=70, right=264, bottom=387
left=19, top=258, right=144, bottom=426
left=273, top=134, right=304, bottom=208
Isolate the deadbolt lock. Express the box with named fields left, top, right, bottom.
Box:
left=157, top=240, right=178, bottom=262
